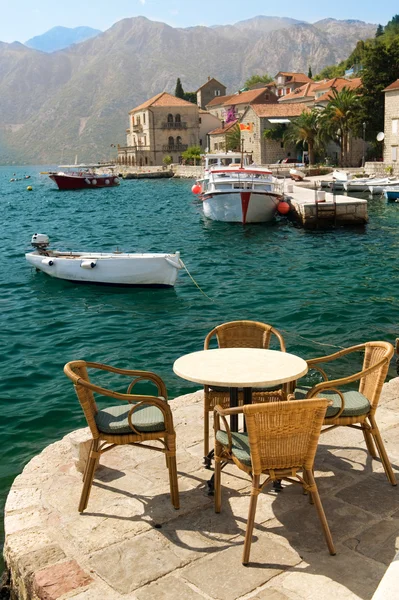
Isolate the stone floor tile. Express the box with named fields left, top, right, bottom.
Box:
left=181, top=536, right=301, bottom=600
left=4, top=487, right=42, bottom=513
left=33, top=560, right=92, bottom=600
left=344, top=516, right=399, bottom=565
left=336, top=474, right=399, bottom=517
left=88, top=529, right=187, bottom=594
left=268, top=571, right=363, bottom=600
left=135, top=576, right=205, bottom=600
left=299, top=545, right=387, bottom=600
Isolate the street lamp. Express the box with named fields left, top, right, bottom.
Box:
left=362, top=122, right=366, bottom=168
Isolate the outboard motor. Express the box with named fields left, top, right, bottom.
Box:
left=31, top=233, right=50, bottom=255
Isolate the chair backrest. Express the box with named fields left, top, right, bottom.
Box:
left=360, top=341, right=394, bottom=408
left=64, top=360, right=100, bottom=437
left=204, top=320, right=286, bottom=352
left=243, top=399, right=329, bottom=475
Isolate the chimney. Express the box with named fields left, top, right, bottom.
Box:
left=208, top=76, right=211, bottom=81
left=221, top=121, right=225, bottom=129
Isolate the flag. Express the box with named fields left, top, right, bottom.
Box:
left=239, top=123, right=253, bottom=132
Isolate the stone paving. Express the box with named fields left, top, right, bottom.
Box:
left=3, top=381, right=399, bottom=600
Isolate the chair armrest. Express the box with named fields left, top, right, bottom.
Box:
left=126, top=373, right=167, bottom=399
left=306, top=364, right=329, bottom=381
left=126, top=395, right=174, bottom=434
left=305, top=385, right=345, bottom=418
left=213, top=404, right=243, bottom=452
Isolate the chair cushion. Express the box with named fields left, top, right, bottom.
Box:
left=216, top=430, right=252, bottom=466
left=95, top=403, right=165, bottom=434
left=295, top=386, right=371, bottom=418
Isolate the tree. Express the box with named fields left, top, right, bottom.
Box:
left=375, top=24, right=384, bottom=37
left=183, top=91, right=197, bottom=104
left=263, top=123, right=287, bottom=142
left=283, top=109, right=327, bottom=165
left=175, top=78, right=185, bottom=99
left=163, top=155, right=173, bottom=166
left=244, top=73, right=273, bottom=88
left=225, top=124, right=241, bottom=151
left=321, top=87, right=360, bottom=166
left=181, top=145, right=202, bottom=165
left=314, top=63, right=346, bottom=81
left=308, top=65, right=313, bottom=79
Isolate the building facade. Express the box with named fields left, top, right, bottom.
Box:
left=270, top=72, right=312, bottom=97
left=118, top=92, right=200, bottom=166
left=196, top=77, right=227, bottom=110
left=383, top=80, right=399, bottom=164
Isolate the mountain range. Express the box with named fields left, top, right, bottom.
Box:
left=0, top=16, right=376, bottom=164
left=25, top=26, right=102, bottom=53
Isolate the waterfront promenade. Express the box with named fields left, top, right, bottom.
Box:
left=3, top=380, right=399, bottom=600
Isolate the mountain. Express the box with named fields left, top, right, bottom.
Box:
left=0, top=16, right=376, bottom=164
left=25, top=26, right=101, bottom=53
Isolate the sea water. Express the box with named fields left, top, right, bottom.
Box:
left=1, top=166, right=399, bottom=561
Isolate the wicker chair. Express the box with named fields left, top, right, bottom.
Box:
left=203, top=320, right=286, bottom=458
left=64, top=360, right=179, bottom=513
left=295, top=341, right=396, bottom=486
left=214, top=399, right=335, bottom=564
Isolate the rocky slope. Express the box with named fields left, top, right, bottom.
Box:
left=0, top=16, right=376, bottom=164
left=25, top=26, right=102, bottom=53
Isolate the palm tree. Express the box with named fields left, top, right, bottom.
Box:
left=283, top=109, right=326, bottom=165
left=321, top=87, right=359, bottom=167
left=225, top=124, right=241, bottom=151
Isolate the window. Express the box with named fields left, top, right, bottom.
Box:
left=215, top=90, right=221, bottom=96
left=392, top=119, right=398, bottom=135
left=176, top=136, right=182, bottom=146
left=175, top=114, right=181, bottom=123
left=167, top=114, right=173, bottom=123
left=200, top=139, right=202, bottom=146
left=137, top=116, right=141, bottom=125
left=199, top=117, right=202, bottom=124
left=168, top=136, right=174, bottom=146
left=392, top=146, right=397, bottom=161
left=143, top=113, right=146, bottom=125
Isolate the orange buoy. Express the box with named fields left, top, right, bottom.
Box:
left=191, top=183, right=202, bottom=194
left=277, top=201, right=290, bottom=215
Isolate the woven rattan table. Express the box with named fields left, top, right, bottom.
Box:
left=173, top=348, right=308, bottom=491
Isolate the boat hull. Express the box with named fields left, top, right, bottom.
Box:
left=202, top=191, right=280, bottom=223
left=25, top=252, right=181, bottom=286
left=49, top=174, right=120, bottom=190
left=385, top=189, right=399, bottom=202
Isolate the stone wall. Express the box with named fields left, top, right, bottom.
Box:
left=384, top=89, right=399, bottom=164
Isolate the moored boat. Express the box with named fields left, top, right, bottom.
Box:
left=48, top=164, right=120, bottom=190
left=289, top=168, right=305, bottom=182
left=368, top=179, right=399, bottom=194
left=194, top=153, right=283, bottom=224
left=25, top=234, right=182, bottom=287
left=384, top=187, right=399, bottom=202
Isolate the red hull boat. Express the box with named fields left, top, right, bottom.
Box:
left=48, top=165, right=120, bottom=190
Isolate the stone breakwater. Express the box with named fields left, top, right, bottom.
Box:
left=3, top=383, right=399, bottom=600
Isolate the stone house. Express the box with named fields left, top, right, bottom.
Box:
left=238, top=103, right=309, bottom=164
left=118, top=92, right=203, bottom=166
left=199, top=109, right=222, bottom=151
left=270, top=72, right=312, bottom=98
left=279, top=77, right=362, bottom=107
left=383, top=79, right=399, bottom=164
left=196, top=77, right=227, bottom=110
left=205, top=88, right=278, bottom=122
left=207, top=120, right=239, bottom=152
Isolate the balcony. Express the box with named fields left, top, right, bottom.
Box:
left=161, top=122, right=187, bottom=129
left=132, top=124, right=143, bottom=132
left=162, top=144, right=188, bottom=153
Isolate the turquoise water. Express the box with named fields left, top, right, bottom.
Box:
left=1, top=166, right=399, bottom=562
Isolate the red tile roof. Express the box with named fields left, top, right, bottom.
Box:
left=316, top=78, right=362, bottom=102
left=208, top=120, right=238, bottom=135
left=275, top=72, right=313, bottom=83
left=129, top=92, right=197, bottom=113
left=384, top=79, right=399, bottom=92
left=279, top=78, right=362, bottom=103
left=206, top=94, right=235, bottom=107
left=251, top=103, right=309, bottom=117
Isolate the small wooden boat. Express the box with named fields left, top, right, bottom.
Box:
left=289, top=168, right=305, bottom=182
left=25, top=234, right=182, bottom=287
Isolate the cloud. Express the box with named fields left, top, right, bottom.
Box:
left=138, top=0, right=146, bottom=4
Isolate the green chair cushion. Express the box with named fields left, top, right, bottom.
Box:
left=95, top=403, right=165, bottom=434
left=295, top=386, right=371, bottom=418
left=216, top=430, right=252, bottom=466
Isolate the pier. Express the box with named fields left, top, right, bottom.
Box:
left=285, top=182, right=368, bottom=229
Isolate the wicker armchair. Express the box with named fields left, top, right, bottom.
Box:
left=295, top=341, right=396, bottom=486
left=203, top=320, right=286, bottom=458
left=64, top=360, right=179, bottom=513
left=214, top=399, right=335, bottom=564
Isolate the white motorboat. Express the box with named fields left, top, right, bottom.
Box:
left=343, top=177, right=381, bottom=193
left=25, top=234, right=182, bottom=287
left=195, top=153, right=283, bottom=224
left=368, top=179, right=399, bottom=194
left=332, top=170, right=353, bottom=181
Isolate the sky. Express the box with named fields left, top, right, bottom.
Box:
left=0, top=0, right=397, bottom=44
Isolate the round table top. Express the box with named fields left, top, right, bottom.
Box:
left=173, top=348, right=308, bottom=388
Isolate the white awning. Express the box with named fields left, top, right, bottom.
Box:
left=267, top=118, right=291, bottom=123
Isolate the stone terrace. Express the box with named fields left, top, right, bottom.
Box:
left=4, top=381, right=399, bottom=600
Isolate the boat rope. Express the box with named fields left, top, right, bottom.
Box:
left=179, top=259, right=214, bottom=302
left=280, top=329, right=346, bottom=351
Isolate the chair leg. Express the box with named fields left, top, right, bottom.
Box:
left=306, top=469, right=336, bottom=555
left=79, top=438, right=100, bottom=513
left=214, top=456, right=222, bottom=513
left=204, top=407, right=210, bottom=459
left=368, top=415, right=397, bottom=486
left=242, top=475, right=260, bottom=565
left=363, top=424, right=377, bottom=458
left=302, top=469, right=313, bottom=504
left=167, top=452, right=180, bottom=510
